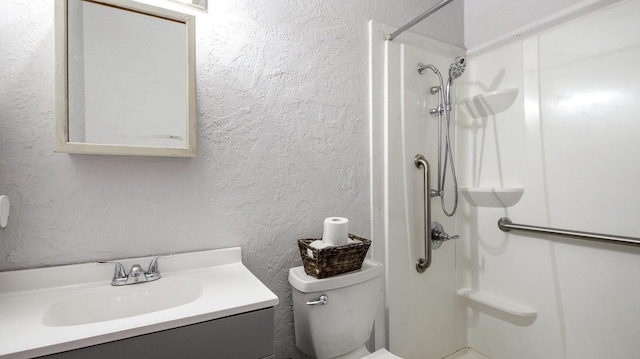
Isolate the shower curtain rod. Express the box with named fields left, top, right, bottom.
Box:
left=498, top=217, right=640, bottom=247
left=386, top=0, right=454, bottom=41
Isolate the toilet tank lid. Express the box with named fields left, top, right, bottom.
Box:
left=288, top=259, right=383, bottom=293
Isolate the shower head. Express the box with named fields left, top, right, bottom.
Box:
left=448, top=56, right=466, bottom=80
left=444, top=56, right=466, bottom=110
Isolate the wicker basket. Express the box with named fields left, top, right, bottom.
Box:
left=297, top=234, right=371, bottom=279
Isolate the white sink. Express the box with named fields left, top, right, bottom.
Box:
left=0, top=247, right=279, bottom=359
left=42, top=278, right=203, bottom=327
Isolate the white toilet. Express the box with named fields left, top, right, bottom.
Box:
left=288, top=259, right=401, bottom=359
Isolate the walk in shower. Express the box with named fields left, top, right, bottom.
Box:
left=370, top=0, right=640, bottom=358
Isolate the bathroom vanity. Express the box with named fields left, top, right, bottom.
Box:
left=40, top=308, right=275, bottom=359
left=0, top=248, right=279, bottom=359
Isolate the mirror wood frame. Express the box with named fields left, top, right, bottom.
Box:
left=54, top=0, right=197, bottom=157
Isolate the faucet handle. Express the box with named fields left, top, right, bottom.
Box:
left=146, top=254, right=173, bottom=279
left=430, top=222, right=459, bottom=250
left=97, top=261, right=127, bottom=286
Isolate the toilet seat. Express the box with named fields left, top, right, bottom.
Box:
left=363, top=348, right=402, bottom=358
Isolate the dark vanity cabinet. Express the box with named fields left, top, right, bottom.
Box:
left=40, top=308, right=275, bottom=359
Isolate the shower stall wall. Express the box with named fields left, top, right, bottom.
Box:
left=457, top=1, right=640, bottom=358
left=371, top=1, right=640, bottom=358
left=370, top=21, right=465, bottom=359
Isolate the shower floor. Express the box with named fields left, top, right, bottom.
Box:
left=443, top=348, right=490, bottom=359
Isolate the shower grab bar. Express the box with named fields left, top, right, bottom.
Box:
left=498, top=217, right=640, bottom=247
left=415, top=154, right=432, bottom=272
left=386, top=0, right=454, bottom=41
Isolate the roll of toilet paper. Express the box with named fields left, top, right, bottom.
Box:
left=322, top=217, right=349, bottom=246
left=306, top=240, right=332, bottom=258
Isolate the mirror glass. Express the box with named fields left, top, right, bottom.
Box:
left=55, top=0, right=197, bottom=157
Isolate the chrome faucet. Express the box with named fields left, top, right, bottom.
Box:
left=98, top=254, right=173, bottom=286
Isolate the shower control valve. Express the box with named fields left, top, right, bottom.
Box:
left=431, top=222, right=459, bottom=249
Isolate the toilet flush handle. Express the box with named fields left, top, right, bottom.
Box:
left=306, top=295, right=328, bottom=305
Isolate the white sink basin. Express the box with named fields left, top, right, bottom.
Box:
left=0, top=247, right=279, bottom=359
left=42, top=278, right=203, bottom=327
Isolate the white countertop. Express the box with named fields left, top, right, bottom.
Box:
left=0, top=247, right=279, bottom=358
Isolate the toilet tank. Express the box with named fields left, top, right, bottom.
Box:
left=288, top=259, right=384, bottom=359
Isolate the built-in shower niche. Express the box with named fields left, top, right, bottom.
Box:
left=458, top=88, right=519, bottom=119
left=457, top=77, right=524, bottom=208
left=457, top=288, right=537, bottom=318
left=457, top=86, right=524, bottom=208
left=460, top=187, right=524, bottom=207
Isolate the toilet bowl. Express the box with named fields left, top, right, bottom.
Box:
left=288, top=259, right=401, bottom=359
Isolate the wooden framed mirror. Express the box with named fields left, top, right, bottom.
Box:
left=54, top=0, right=197, bottom=157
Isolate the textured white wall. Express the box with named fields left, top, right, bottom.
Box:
left=0, top=0, right=461, bottom=357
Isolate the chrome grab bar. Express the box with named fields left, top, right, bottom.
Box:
left=415, top=154, right=432, bottom=272
left=498, top=217, right=640, bottom=247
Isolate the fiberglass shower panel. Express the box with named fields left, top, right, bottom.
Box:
left=458, top=1, right=640, bottom=358
left=384, top=40, right=460, bottom=359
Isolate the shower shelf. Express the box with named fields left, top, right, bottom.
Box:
left=457, top=288, right=537, bottom=317
left=460, top=187, right=524, bottom=207
left=458, top=88, right=519, bottom=118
